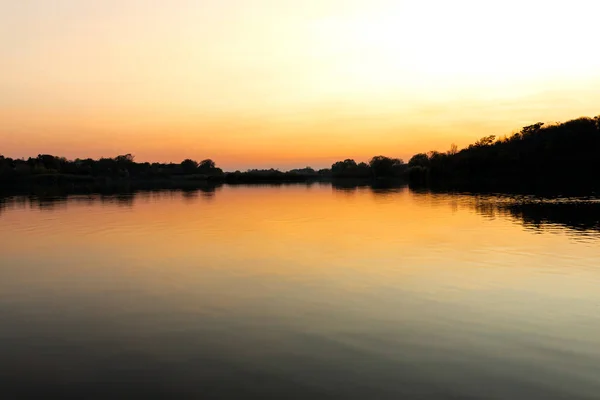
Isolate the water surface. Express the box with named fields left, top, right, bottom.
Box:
left=1, top=184, right=599, bottom=399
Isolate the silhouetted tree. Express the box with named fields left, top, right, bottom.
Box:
left=471, top=135, right=496, bottom=148
left=181, top=159, right=199, bottom=174
left=369, top=156, right=404, bottom=177
left=332, top=159, right=357, bottom=177
left=408, top=115, right=600, bottom=189
left=408, top=153, right=430, bottom=168
left=115, top=154, right=134, bottom=164
left=331, top=159, right=371, bottom=178
left=199, top=159, right=216, bottom=172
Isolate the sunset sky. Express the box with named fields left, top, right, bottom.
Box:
left=1, top=0, right=600, bottom=170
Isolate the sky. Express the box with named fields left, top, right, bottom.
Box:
left=1, top=0, right=600, bottom=170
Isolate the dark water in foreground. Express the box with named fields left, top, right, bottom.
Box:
left=1, top=184, right=600, bottom=399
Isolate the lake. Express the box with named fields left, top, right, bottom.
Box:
left=1, top=184, right=599, bottom=399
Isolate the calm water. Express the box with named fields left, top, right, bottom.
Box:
left=1, top=184, right=600, bottom=399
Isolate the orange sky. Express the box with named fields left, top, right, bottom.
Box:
left=1, top=0, right=600, bottom=170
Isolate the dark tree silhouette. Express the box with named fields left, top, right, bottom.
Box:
left=369, top=156, right=405, bottom=177
left=331, top=159, right=371, bottom=178
left=407, top=115, right=600, bottom=190
left=199, top=159, right=216, bottom=172
left=408, top=153, right=429, bottom=168
left=181, top=159, right=199, bottom=174
left=3, top=114, right=599, bottom=192
left=470, top=135, right=496, bottom=148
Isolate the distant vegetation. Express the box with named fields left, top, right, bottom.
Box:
left=0, top=153, right=406, bottom=190
left=0, top=154, right=228, bottom=194
left=331, top=156, right=406, bottom=179
left=1, top=115, right=599, bottom=193
left=224, top=167, right=327, bottom=183
left=0, top=154, right=222, bottom=185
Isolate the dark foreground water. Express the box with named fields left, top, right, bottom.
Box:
left=1, top=184, right=599, bottom=399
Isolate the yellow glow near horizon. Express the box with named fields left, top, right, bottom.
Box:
left=1, top=0, right=600, bottom=169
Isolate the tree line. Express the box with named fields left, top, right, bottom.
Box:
left=0, top=153, right=407, bottom=184
left=2, top=114, right=599, bottom=189
left=0, top=154, right=223, bottom=181
left=407, top=115, right=600, bottom=189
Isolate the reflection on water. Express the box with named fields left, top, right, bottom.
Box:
left=1, top=184, right=600, bottom=399
left=502, top=202, right=600, bottom=232
left=5, top=184, right=598, bottom=237
left=409, top=189, right=600, bottom=238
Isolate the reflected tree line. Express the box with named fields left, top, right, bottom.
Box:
left=409, top=189, right=600, bottom=235
left=2, top=184, right=599, bottom=237
left=502, top=202, right=600, bottom=232
left=0, top=188, right=222, bottom=215
left=469, top=197, right=600, bottom=234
